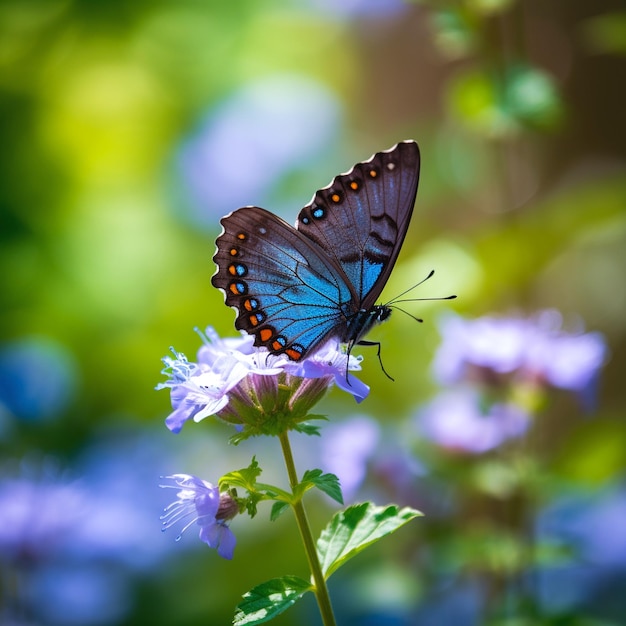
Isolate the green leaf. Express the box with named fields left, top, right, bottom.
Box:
left=253, top=482, right=292, bottom=502
left=244, top=492, right=263, bottom=519
left=301, top=469, right=343, bottom=505
left=219, top=458, right=262, bottom=492
left=229, top=431, right=249, bottom=445
left=233, top=576, right=312, bottom=625
left=317, top=502, right=422, bottom=579
left=270, top=501, right=290, bottom=521
left=293, top=421, right=324, bottom=436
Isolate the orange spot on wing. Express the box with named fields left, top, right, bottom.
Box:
left=229, top=283, right=240, bottom=295
left=229, top=248, right=238, bottom=256
left=259, top=328, right=272, bottom=342
left=285, top=348, right=303, bottom=361
left=237, top=232, right=246, bottom=240
left=369, top=169, right=377, bottom=178
left=350, top=181, right=359, bottom=190
left=331, top=193, right=341, bottom=203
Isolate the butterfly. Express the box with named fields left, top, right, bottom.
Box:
left=211, top=140, right=422, bottom=372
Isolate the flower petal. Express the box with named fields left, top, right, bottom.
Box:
left=199, top=521, right=236, bottom=560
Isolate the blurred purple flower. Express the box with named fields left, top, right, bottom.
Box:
left=177, top=74, right=341, bottom=225
left=536, top=483, right=626, bottom=615
left=0, top=463, right=135, bottom=625
left=433, top=310, right=607, bottom=405
left=29, top=563, right=132, bottom=626
left=0, top=336, right=77, bottom=424
left=160, top=474, right=237, bottom=560
left=74, top=428, right=184, bottom=569
left=307, top=0, right=407, bottom=19
left=320, top=416, right=381, bottom=501
left=418, top=388, right=531, bottom=454
left=539, top=483, right=626, bottom=570
left=315, top=415, right=429, bottom=504
left=158, top=327, right=368, bottom=433
left=369, top=447, right=429, bottom=507
left=0, top=471, right=87, bottom=565
left=411, top=579, right=483, bottom=626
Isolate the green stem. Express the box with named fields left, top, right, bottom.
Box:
left=279, top=431, right=337, bottom=626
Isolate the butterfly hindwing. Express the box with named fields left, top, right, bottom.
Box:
left=211, top=140, right=420, bottom=361
left=296, top=140, right=420, bottom=309
left=211, top=206, right=355, bottom=360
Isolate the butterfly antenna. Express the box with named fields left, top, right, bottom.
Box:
left=392, top=294, right=457, bottom=305
left=387, top=270, right=457, bottom=306
left=387, top=270, right=456, bottom=306
left=386, top=269, right=436, bottom=304
left=389, top=305, right=424, bottom=324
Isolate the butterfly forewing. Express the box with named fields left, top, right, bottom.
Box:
left=211, top=140, right=420, bottom=361
left=211, top=206, right=355, bottom=360
left=296, top=140, right=420, bottom=309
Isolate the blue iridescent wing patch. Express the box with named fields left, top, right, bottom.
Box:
left=211, top=140, right=420, bottom=361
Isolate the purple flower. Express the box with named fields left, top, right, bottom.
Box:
left=319, top=415, right=381, bottom=501
left=308, top=0, right=408, bottom=20
left=285, top=341, right=369, bottom=403
left=177, top=75, right=341, bottom=225
left=0, top=336, right=78, bottom=423
left=0, top=472, right=87, bottom=564
left=418, top=388, right=531, bottom=454
left=536, top=483, right=626, bottom=614
left=158, top=328, right=369, bottom=433
left=160, top=474, right=237, bottom=560
left=0, top=453, right=174, bottom=625
left=433, top=310, right=607, bottom=404
left=157, top=328, right=285, bottom=433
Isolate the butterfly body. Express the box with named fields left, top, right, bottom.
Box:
left=211, top=140, right=420, bottom=362
left=342, top=305, right=391, bottom=345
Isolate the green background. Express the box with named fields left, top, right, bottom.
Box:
left=1, top=1, right=625, bottom=624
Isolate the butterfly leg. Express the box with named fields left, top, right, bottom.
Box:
left=356, top=340, right=395, bottom=382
